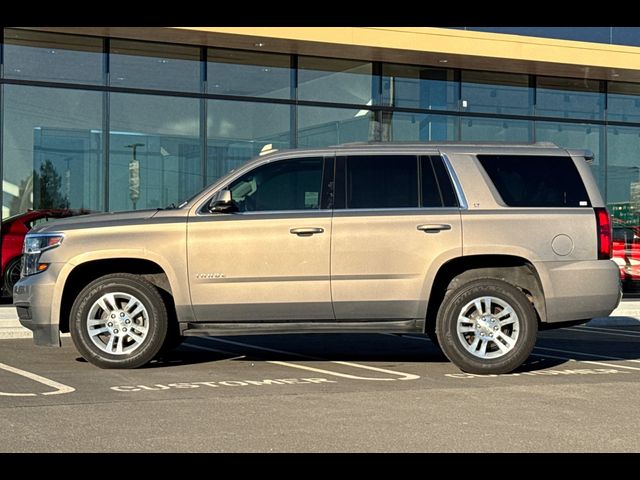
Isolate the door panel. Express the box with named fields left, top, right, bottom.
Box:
left=330, top=153, right=462, bottom=321
left=188, top=211, right=333, bottom=321
left=331, top=209, right=462, bottom=320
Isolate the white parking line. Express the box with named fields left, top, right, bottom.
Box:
left=533, top=346, right=640, bottom=370
left=400, top=335, right=432, bottom=342
left=191, top=337, right=420, bottom=381
left=184, top=343, right=247, bottom=361
left=531, top=352, right=637, bottom=371
left=0, top=362, right=75, bottom=396
left=397, top=331, right=640, bottom=372
left=268, top=360, right=420, bottom=381
left=570, top=326, right=640, bottom=338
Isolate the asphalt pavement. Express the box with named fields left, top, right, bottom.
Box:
left=1, top=324, right=639, bottom=452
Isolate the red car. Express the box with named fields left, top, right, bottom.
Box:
left=1, top=209, right=91, bottom=298
left=612, top=224, right=640, bottom=291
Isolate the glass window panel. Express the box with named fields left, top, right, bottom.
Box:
left=382, top=64, right=457, bottom=110
left=298, top=57, right=374, bottom=105
left=228, top=157, right=323, bottom=212
left=606, top=126, right=640, bottom=208
left=606, top=126, right=640, bottom=295
left=3, top=29, right=103, bottom=85
left=385, top=112, right=457, bottom=142
left=3, top=85, right=103, bottom=219
left=110, top=39, right=201, bottom=92
left=109, top=93, right=201, bottom=212
left=297, top=106, right=375, bottom=148
left=461, top=70, right=532, bottom=115
left=477, top=155, right=590, bottom=207
left=461, top=117, right=532, bottom=142
left=431, top=156, right=459, bottom=207
left=535, top=121, right=605, bottom=193
left=207, top=100, right=291, bottom=183
left=611, top=27, right=640, bottom=47
left=608, top=82, right=640, bottom=123
left=420, top=157, right=442, bottom=208
left=536, top=77, right=604, bottom=120
left=207, top=48, right=291, bottom=98
left=346, top=155, right=418, bottom=209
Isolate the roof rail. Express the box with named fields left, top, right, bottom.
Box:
left=329, top=141, right=560, bottom=148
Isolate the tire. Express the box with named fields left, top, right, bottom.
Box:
left=155, top=288, right=183, bottom=357
left=2, top=257, right=22, bottom=298
left=70, top=273, right=168, bottom=369
left=157, top=328, right=185, bottom=357
left=424, top=324, right=441, bottom=351
left=436, top=278, right=537, bottom=375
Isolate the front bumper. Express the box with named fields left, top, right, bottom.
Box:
left=13, top=263, right=64, bottom=347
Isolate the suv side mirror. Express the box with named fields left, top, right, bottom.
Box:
left=208, top=189, right=237, bottom=213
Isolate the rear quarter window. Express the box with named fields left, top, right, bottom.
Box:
left=477, top=154, right=591, bottom=207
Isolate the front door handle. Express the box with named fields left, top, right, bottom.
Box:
left=290, top=227, right=325, bottom=236
left=417, top=224, right=451, bottom=233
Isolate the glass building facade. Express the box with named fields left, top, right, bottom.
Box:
left=3, top=27, right=640, bottom=293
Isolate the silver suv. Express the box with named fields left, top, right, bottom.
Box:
left=13, top=143, right=622, bottom=374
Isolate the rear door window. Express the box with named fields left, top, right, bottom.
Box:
left=421, top=156, right=459, bottom=208
left=477, top=154, right=591, bottom=207
left=346, top=155, right=419, bottom=209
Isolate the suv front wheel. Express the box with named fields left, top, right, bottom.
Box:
left=70, top=273, right=168, bottom=369
left=436, top=278, right=537, bottom=375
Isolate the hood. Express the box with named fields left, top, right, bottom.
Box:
left=30, top=209, right=164, bottom=233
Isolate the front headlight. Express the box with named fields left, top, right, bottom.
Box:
left=21, top=233, right=64, bottom=277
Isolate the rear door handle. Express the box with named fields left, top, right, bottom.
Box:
left=417, top=224, right=451, bottom=233
left=290, top=227, right=325, bottom=236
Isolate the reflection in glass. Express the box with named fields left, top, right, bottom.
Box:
left=109, top=93, right=201, bottom=212
left=461, top=70, right=532, bottom=115
left=606, top=126, right=640, bottom=206
left=110, top=39, right=201, bottom=92
left=208, top=49, right=291, bottom=98
left=298, top=57, right=374, bottom=105
left=207, top=100, right=291, bottom=183
left=386, top=112, right=457, bottom=141
left=606, top=125, right=640, bottom=294
left=536, top=77, right=604, bottom=120
left=297, top=106, right=376, bottom=148
left=608, top=82, right=640, bottom=123
left=535, top=121, right=604, bottom=192
left=3, top=29, right=103, bottom=85
left=2, top=85, right=103, bottom=219
left=382, top=64, right=457, bottom=111
left=461, top=117, right=532, bottom=142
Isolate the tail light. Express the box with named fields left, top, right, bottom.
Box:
left=595, top=207, right=612, bottom=260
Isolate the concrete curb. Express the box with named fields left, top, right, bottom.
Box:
left=0, top=302, right=639, bottom=340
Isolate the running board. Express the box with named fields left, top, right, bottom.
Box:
left=182, top=319, right=424, bottom=337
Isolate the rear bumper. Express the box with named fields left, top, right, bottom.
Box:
left=13, top=264, right=62, bottom=347
left=537, top=259, right=622, bottom=323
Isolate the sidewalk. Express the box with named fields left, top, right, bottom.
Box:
left=1, top=300, right=639, bottom=340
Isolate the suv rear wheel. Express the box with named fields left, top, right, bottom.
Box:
left=436, top=278, right=537, bottom=374
left=70, top=273, right=168, bottom=369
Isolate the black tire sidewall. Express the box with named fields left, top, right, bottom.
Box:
left=70, top=274, right=168, bottom=369
left=3, top=257, right=21, bottom=297
left=436, top=279, right=537, bottom=375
